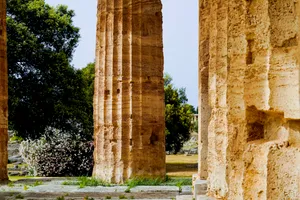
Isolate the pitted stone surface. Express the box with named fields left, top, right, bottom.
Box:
left=198, top=0, right=300, bottom=199
left=93, top=0, right=165, bottom=183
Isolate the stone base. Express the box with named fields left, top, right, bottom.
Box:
left=192, top=174, right=207, bottom=199
left=176, top=195, right=215, bottom=200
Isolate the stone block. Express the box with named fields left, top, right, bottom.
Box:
left=193, top=179, right=207, bottom=199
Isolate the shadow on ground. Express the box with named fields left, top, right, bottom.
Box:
left=166, top=163, right=197, bottom=177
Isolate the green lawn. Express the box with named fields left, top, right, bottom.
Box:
left=8, top=154, right=198, bottom=181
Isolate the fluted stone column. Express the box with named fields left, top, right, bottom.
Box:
left=199, top=0, right=300, bottom=199
left=0, top=0, right=8, bottom=182
left=93, top=0, right=165, bottom=183
left=197, top=0, right=210, bottom=180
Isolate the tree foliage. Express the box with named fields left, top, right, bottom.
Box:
left=164, top=73, right=195, bottom=154
left=7, top=0, right=93, bottom=139
left=81, top=62, right=95, bottom=104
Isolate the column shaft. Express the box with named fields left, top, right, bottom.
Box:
left=0, top=0, right=8, bottom=182
left=199, top=0, right=300, bottom=199
left=93, top=0, right=165, bottom=183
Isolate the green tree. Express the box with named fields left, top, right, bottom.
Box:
left=81, top=62, right=95, bottom=103
left=7, top=0, right=93, bottom=139
left=164, top=73, right=194, bottom=154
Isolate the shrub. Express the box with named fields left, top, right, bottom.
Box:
left=19, top=128, right=94, bottom=177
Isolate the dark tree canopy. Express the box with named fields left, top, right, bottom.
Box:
left=7, top=0, right=93, bottom=139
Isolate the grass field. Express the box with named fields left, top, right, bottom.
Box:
left=8, top=154, right=198, bottom=181
left=166, top=154, right=198, bottom=177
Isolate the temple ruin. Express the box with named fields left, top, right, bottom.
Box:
left=0, top=0, right=300, bottom=199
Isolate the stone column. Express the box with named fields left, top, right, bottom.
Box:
left=197, top=0, right=210, bottom=180
left=198, top=0, right=229, bottom=196
left=0, top=0, right=8, bottom=182
left=93, top=0, right=165, bottom=183
left=199, top=0, right=300, bottom=199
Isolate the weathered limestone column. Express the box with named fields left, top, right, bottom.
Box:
left=225, top=1, right=247, bottom=198
left=0, top=0, right=8, bottom=182
left=93, top=0, right=165, bottom=183
left=198, top=1, right=229, bottom=196
left=199, top=0, right=300, bottom=199
left=197, top=0, right=210, bottom=180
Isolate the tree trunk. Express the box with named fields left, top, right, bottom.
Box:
left=0, top=0, right=8, bottom=182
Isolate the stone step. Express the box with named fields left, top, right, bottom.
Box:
left=0, top=178, right=202, bottom=200
left=0, top=192, right=177, bottom=200
left=176, top=195, right=215, bottom=200
left=0, top=184, right=191, bottom=200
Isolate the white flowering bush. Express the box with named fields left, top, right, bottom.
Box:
left=19, top=128, right=94, bottom=177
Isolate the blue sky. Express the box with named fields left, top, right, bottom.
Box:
left=45, top=0, right=198, bottom=107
